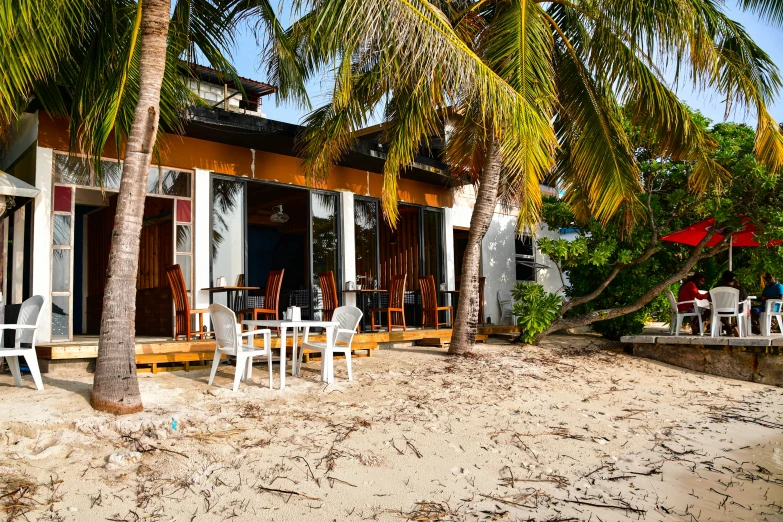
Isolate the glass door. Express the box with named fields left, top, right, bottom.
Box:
left=51, top=186, right=75, bottom=340
left=354, top=197, right=379, bottom=289
left=422, top=208, right=444, bottom=285
left=210, top=176, right=246, bottom=307
left=311, top=191, right=340, bottom=319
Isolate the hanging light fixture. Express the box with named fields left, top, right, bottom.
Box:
left=269, top=205, right=289, bottom=223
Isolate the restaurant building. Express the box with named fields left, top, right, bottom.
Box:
left=0, top=70, right=559, bottom=347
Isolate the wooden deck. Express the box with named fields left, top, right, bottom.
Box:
left=37, top=325, right=518, bottom=373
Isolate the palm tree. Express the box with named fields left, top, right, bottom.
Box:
left=287, top=0, right=783, bottom=355
left=0, top=0, right=292, bottom=413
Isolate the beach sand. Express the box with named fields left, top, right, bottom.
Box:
left=1, top=335, right=782, bottom=521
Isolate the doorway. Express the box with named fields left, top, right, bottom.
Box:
left=76, top=191, right=176, bottom=336
left=210, top=176, right=341, bottom=320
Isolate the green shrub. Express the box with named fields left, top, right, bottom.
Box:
left=510, top=282, right=562, bottom=344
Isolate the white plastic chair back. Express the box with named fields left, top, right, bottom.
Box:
left=332, top=306, right=363, bottom=345
left=209, top=303, right=239, bottom=354
left=710, top=287, right=739, bottom=314
left=665, top=289, right=679, bottom=314
left=16, top=295, right=43, bottom=346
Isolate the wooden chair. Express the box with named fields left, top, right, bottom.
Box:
left=318, top=271, right=339, bottom=321
left=371, top=274, right=407, bottom=331
left=239, top=269, right=284, bottom=326
left=166, top=264, right=211, bottom=341
left=419, top=275, right=452, bottom=329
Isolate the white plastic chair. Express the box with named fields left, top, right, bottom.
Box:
left=709, top=287, right=745, bottom=337
left=301, top=306, right=362, bottom=383
left=760, top=299, right=783, bottom=336
left=207, top=303, right=272, bottom=392
left=0, top=295, right=45, bottom=390
left=497, top=290, right=518, bottom=326
left=665, top=289, right=707, bottom=336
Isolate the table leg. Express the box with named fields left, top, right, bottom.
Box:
left=280, top=326, right=287, bottom=390
left=326, top=326, right=334, bottom=384
left=292, top=327, right=299, bottom=376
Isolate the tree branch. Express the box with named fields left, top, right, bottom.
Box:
left=559, top=190, right=660, bottom=314
left=541, top=228, right=728, bottom=338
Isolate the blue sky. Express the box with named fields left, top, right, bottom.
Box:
left=228, top=2, right=783, bottom=127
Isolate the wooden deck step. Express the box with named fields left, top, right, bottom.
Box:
left=40, top=327, right=519, bottom=363
left=136, top=351, right=223, bottom=374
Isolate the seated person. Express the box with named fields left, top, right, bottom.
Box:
left=714, top=270, right=748, bottom=336
left=751, top=273, right=783, bottom=320
left=677, top=272, right=710, bottom=333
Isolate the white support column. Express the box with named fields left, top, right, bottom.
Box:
left=2, top=217, right=8, bottom=299
left=444, top=207, right=456, bottom=291
left=340, top=191, right=356, bottom=307
left=11, top=206, right=25, bottom=304
left=193, top=169, right=211, bottom=313
left=32, top=147, right=53, bottom=343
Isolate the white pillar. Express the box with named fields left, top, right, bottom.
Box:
left=11, top=206, right=25, bottom=304
left=444, top=208, right=455, bottom=291
left=193, top=169, right=211, bottom=312
left=340, top=191, right=356, bottom=307
left=32, top=147, right=53, bottom=343
left=2, top=217, right=8, bottom=299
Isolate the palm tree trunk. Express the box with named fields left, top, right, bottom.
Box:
left=448, top=139, right=501, bottom=355
left=91, top=0, right=171, bottom=414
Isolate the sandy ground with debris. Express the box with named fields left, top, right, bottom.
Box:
left=1, top=335, right=782, bottom=522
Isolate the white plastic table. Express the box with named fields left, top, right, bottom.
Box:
left=242, top=319, right=338, bottom=389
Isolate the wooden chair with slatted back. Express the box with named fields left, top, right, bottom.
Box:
left=371, top=274, right=407, bottom=331
left=419, top=275, right=452, bottom=329
left=166, top=264, right=211, bottom=341
left=239, top=269, right=284, bottom=327
left=318, top=271, right=339, bottom=321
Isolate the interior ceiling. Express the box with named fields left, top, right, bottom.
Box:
left=246, top=182, right=308, bottom=231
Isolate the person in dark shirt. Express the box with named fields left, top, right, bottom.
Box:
left=714, top=270, right=748, bottom=336
left=677, top=273, right=709, bottom=333
left=752, top=273, right=783, bottom=320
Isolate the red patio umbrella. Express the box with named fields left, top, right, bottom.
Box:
left=661, top=217, right=780, bottom=269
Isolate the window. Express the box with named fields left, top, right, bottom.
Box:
left=312, top=192, right=340, bottom=318
left=422, top=208, right=444, bottom=284
left=210, top=177, right=245, bottom=307
left=51, top=186, right=74, bottom=339
left=354, top=198, right=378, bottom=288
left=515, top=235, right=536, bottom=282
left=52, top=152, right=192, bottom=197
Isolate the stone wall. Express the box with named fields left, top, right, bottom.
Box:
left=627, top=337, right=783, bottom=386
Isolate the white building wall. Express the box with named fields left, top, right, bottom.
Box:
left=340, top=191, right=356, bottom=307
left=449, top=185, right=562, bottom=326
left=32, top=146, right=53, bottom=343
left=193, top=169, right=211, bottom=317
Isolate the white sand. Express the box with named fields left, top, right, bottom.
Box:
left=1, top=335, right=782, bottom=521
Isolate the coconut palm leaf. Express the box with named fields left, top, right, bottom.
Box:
left=0, top=0, right=247, bottom=185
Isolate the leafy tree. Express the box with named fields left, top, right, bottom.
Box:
left=284, top=0, right=783, bottom=355
left=536, top=116, right=783, bottom=341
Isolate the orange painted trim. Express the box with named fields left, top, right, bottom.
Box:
left=37, top=112, right=452, bottom=208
